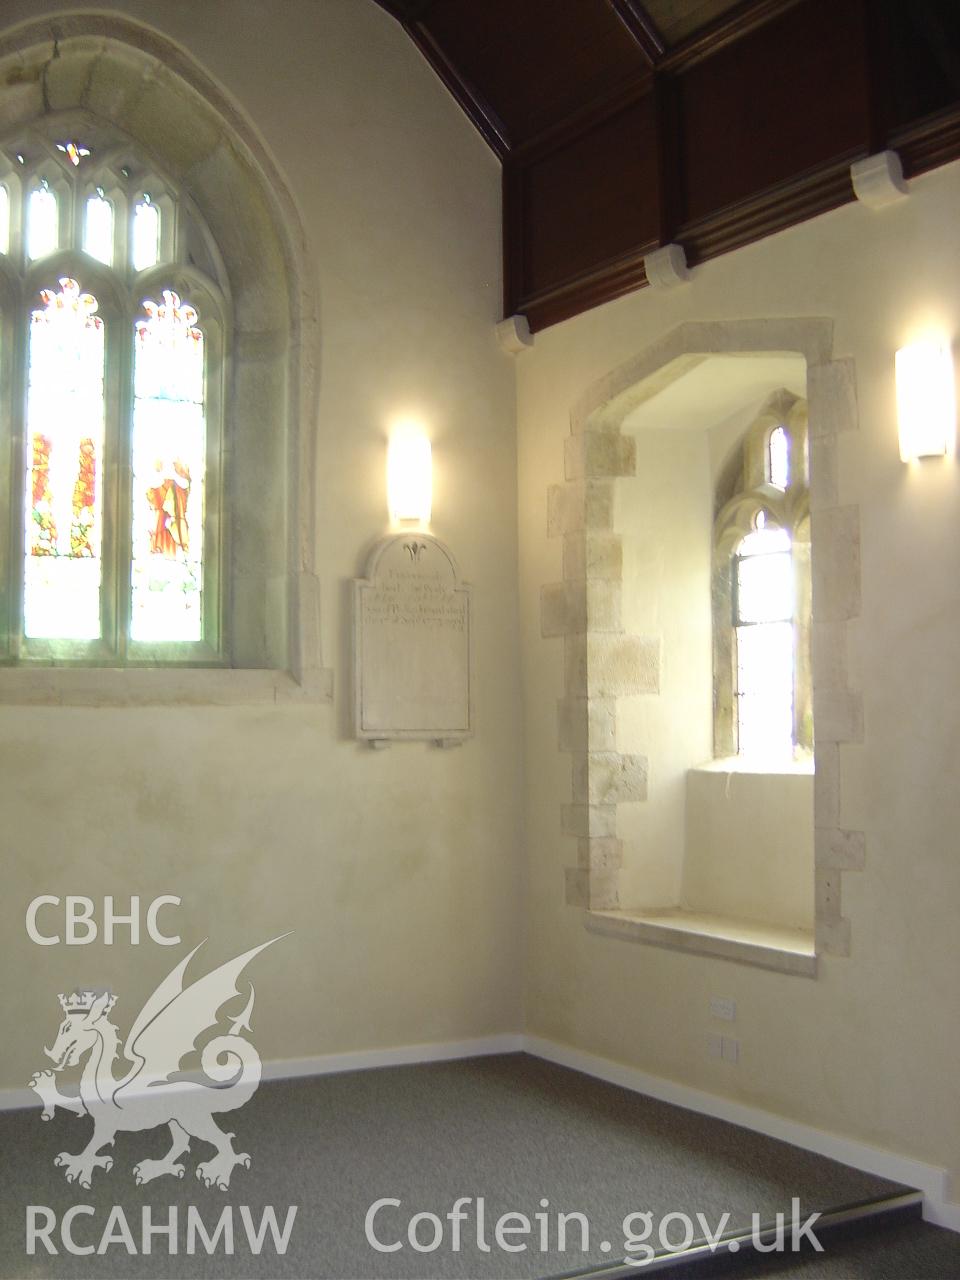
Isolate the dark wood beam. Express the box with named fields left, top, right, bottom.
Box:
left=609, top=0, right=666, bottom=66
left=659, top=0, right=804, bottom=71
left=372, top=0, right=511, bottom=157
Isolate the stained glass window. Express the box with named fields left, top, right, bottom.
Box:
left=84, top=190, right=113, bottom=265
left=132, top=196, right=159, bottom=272
left=24, top=279, right=105, bottom=640
left=131, top=291, right=205, bottom=642
left=27, top=182, right=58, bottom=260
left=0, top=126, right=228, bottom=665
left=56, top=141, right=90, bottom=168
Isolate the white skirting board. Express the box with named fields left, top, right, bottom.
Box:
left=522, top=1036, right=960, bottom=1234
left=2, top=1031, right=957, bottom=1232
left=0, top=1035, right=524, bottom=1113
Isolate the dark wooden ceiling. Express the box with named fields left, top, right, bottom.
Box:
left=375, top=0, right=753, bottom=155
left=375, top=0, right=960, bottom=331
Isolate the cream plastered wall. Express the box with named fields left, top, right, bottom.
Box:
left=518, top=159, right=960, bottom=1180
left=684, top=768, right=814, bottom=929
left=614, top=428, right=713, bottom=909
left=0, top=0, right=523, bottom=1089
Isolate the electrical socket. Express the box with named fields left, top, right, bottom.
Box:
left=710, top=995, right=736, bottom=1021
left=707, top=1033, right=724, bottom=1060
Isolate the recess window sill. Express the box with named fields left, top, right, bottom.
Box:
left=0, top=665, right=333, bottom=707
left=585, top=907, right=816, bottom=977
left=691, top=756, right=814, bottom=777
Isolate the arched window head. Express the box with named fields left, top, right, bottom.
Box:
left=712, top=392, right=811, bottom=761
left=0, top=15, right=324, bottom=702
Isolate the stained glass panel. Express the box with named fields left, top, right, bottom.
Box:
left=131, top=291, right=205, bottom=642
left=0, top=185, right=9, bottom=254
left=24, top=279, right=105, bottom=640
left=84, top=191, right=113, bottom=265
left=132, top=197, right=159, bottom=272
left=27, top=184, right=58, bottom=260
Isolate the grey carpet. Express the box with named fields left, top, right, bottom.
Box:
left=641, top=1212, right=960, bottom=1279
left=0, top=1052, right=922, bottom=1279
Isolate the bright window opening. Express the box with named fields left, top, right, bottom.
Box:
left=768, top=424, right=789, bottom=490
left=24, top=278, right=105, bottom=640
left=84, top=190, right=114, bottom=266
left=132, top=196, right=159, bottom=272
left=733, top=513, right=795, bottom=760
left=131, top=291, right=206, bottom=642
left=0, top=185, right=9, bottom=254
left=27, top=182, right=58, bottom=260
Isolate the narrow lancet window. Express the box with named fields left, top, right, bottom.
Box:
left=131, top=290, right=205, bottom=642
left=24, top=278, right=105, bottom=640
left=768, top=424, right=789, bottom=490
left=27, top=182, right=58, bottom=260
left=84, top=189, right=114, bottom=265
left=132, top=195, right=159, bottom=272
left=733, top=511, right=794, bottom=759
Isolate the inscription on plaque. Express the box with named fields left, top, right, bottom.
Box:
left=354, top=535, right=473, bottom=744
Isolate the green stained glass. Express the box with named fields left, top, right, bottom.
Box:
left=24, top=278, right=105, bottom=640
left=131, top=291, right=205, bottom=643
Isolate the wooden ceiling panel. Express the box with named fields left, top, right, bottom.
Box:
left=675, top=0, right=870, bottom=225
left=642, top=0, right=744, bottom=45
left=376, top=0, right=960, bottom=331
left=519, top=95, right=660, bottom=299
left=405, top=0, right=653, bottom=147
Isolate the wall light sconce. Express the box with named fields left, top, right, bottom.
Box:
left=387, top=426, right=432, bottom=522
left=895, top=341, right=955, bottom=461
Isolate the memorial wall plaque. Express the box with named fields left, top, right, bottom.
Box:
left=353, top=534, right=473, bottom=745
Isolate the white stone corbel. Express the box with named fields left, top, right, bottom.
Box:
left=850, top=150, right=908, bottom=209
left=496, top=314, right=533, bottom=355
left=643, top=242, right=690, bottom=289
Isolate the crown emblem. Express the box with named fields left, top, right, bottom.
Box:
left=58, top=990, right=117, bottom=1015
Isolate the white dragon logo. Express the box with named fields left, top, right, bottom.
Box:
left=28, top=936, right=285, bottom=1192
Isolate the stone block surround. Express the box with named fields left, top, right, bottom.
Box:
left=541, top=319, right=865, bottom=963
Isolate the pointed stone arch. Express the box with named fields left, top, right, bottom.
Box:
left=0, top=11, right=328, bottom=698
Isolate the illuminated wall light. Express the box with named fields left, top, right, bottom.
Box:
left=387, top=428, right=432, bottom=522
left=895, top=341, right=956, bottom=461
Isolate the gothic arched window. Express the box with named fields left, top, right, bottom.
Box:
left=713, top=394, right=812, bottom=761
left=1, top=124, right=226, bottom=664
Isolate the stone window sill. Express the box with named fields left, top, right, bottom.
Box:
left=691, top=755, right=814, bottom=777
left=585, top=907, right=816, bottom=977
left=0, top=666, right=333, bottom=707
